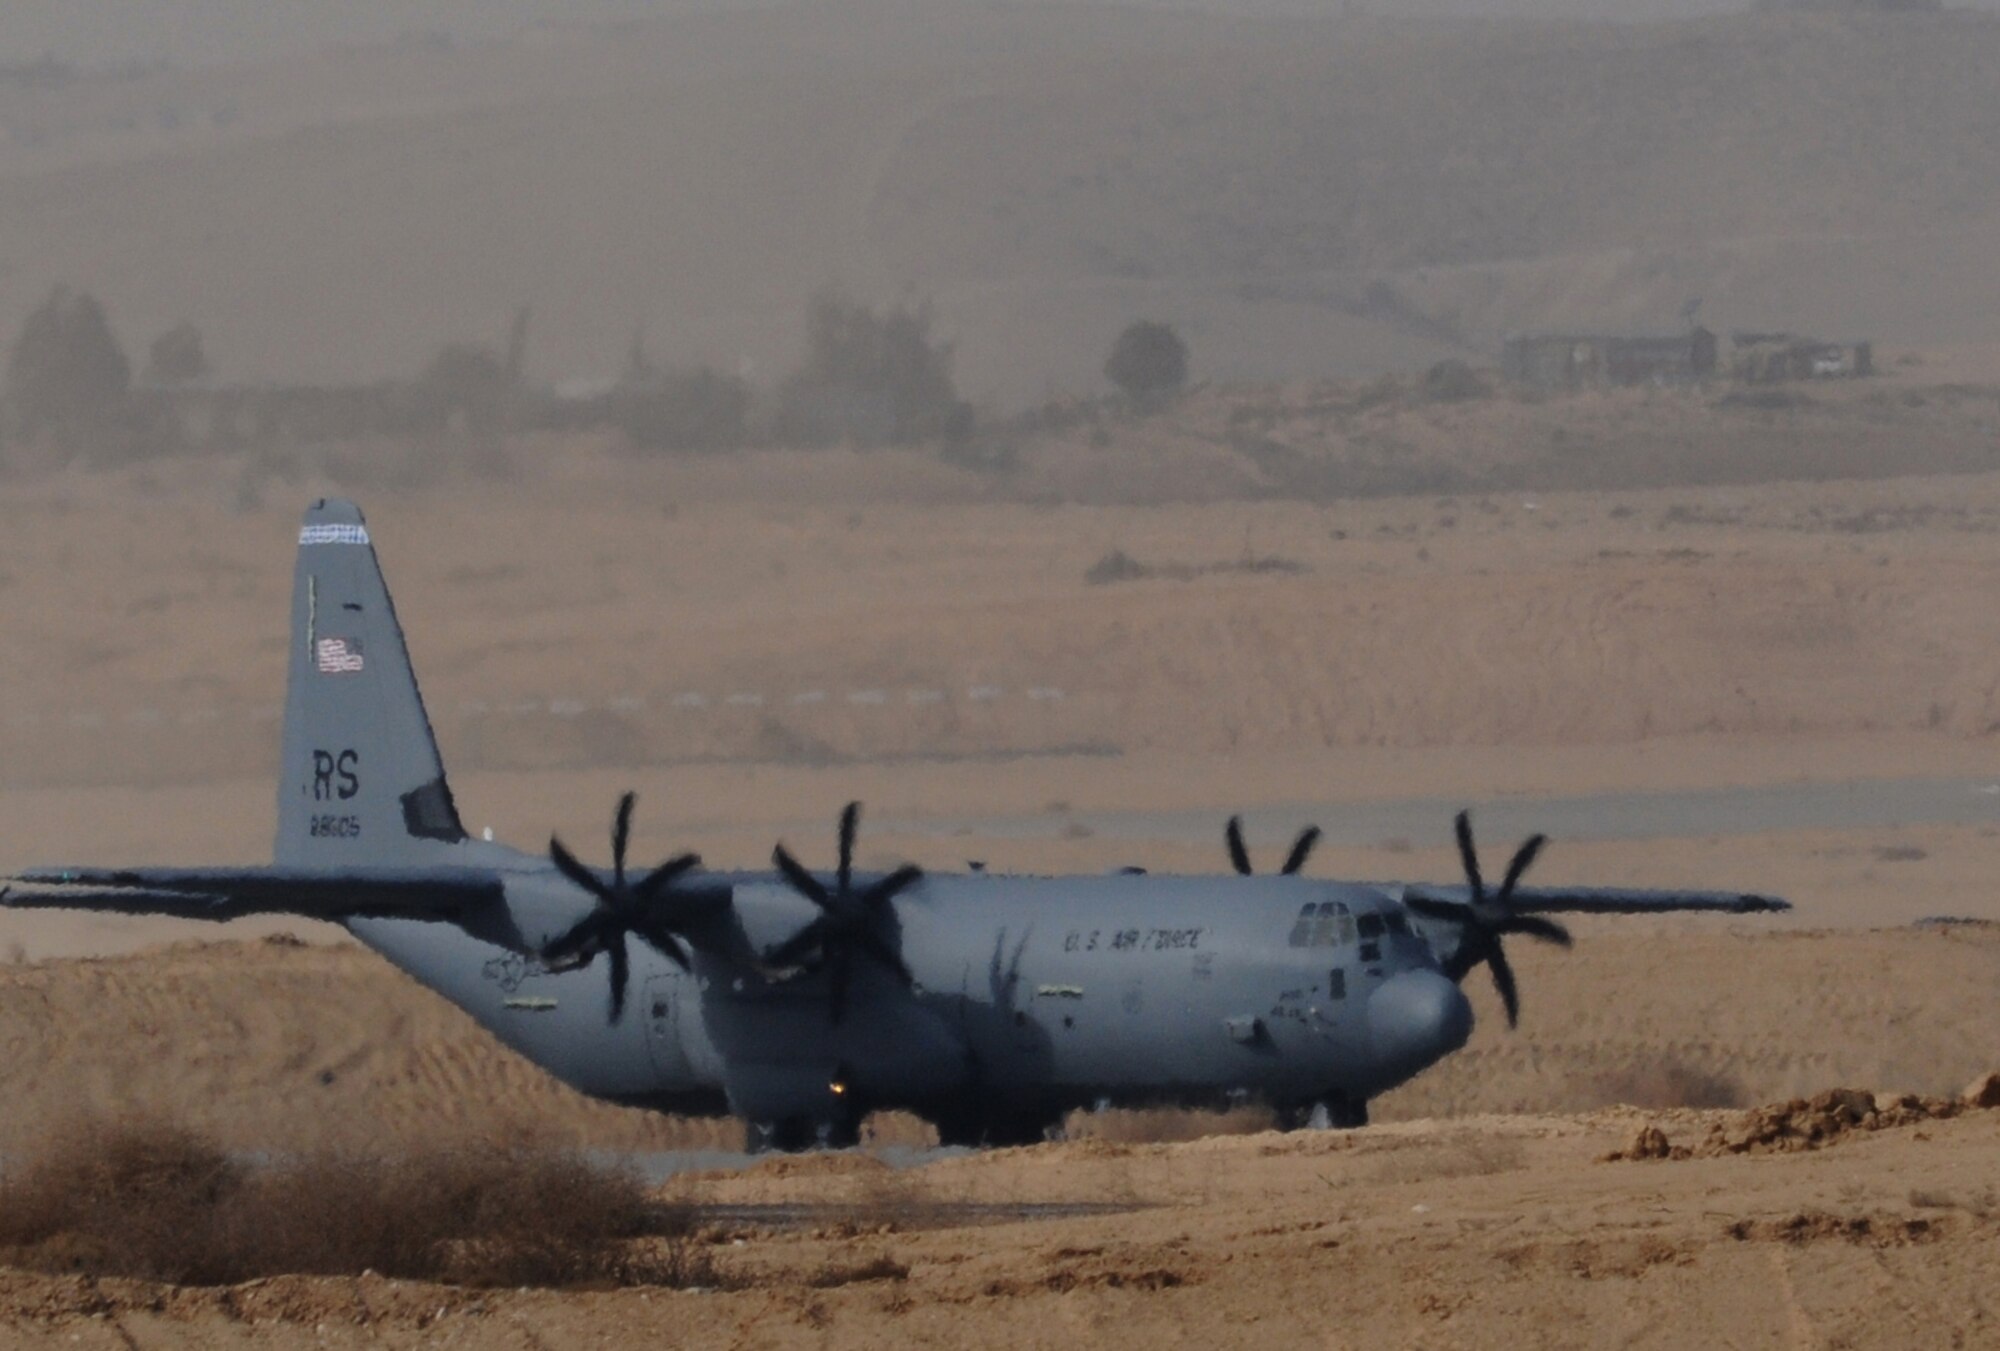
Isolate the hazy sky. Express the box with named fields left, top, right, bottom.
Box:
left=5, top=0, right=1958, bottom=70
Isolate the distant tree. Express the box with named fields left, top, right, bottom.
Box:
left=1103, top=320, right=1189, bottom=402
left=1420, top=358, right=1488, bottom=403
left=144, top=320, right=210, bottom=385
left=773, top=293, right=972, bottom=448
left=416, top=341, right=510, bottom=434
left=616, top=366, right=752, bottom=453
left=6, top=286, right=132, bottom=442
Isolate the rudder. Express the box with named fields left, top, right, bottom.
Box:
left=275, top=499, right=466, bottom=866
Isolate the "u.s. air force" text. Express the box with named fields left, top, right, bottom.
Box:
left=1062, top=927, right=1205, bottom=954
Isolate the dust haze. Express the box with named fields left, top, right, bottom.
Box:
left=2, top=0, right=1999, bottom=1343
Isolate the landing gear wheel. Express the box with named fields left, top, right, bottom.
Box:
left=1326, top=1095, right=1369, bottom=1129
left=931, top=1107, right=1058, bottom=1150
left=817, top=1114, right=862, bottom=1151
left=1276, top=1097, right=1369, bottom=1131
left=746, top=1111, right=863, bottom=1153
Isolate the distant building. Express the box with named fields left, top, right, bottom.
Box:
left=1501, top=328, right=1718, bottom=391
left=1728, top=333, right=1873, bottom=384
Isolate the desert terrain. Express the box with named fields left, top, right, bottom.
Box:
left=0, top=366, right=1999, bottom=1340
left=2, top=0, right=2000, bottom=1341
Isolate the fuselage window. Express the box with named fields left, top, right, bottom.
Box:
left=1288, top=905, right=1316, bottom=948
left=1356, top=910, right=1384, bottom=963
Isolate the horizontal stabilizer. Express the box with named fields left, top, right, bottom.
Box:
left=5, top=865, right=504, bottom=922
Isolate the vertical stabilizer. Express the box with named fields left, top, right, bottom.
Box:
left=275, top=499, right=465, bottom=866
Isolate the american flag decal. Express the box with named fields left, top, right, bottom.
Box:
left=315, top=636, right=365, bottom=674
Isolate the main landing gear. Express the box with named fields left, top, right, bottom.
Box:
left=1276, top=1096, right=1369, bottom=1131
left=745, top=1112, right=863, bottom=1154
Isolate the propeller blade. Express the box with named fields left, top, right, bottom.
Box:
left=612, top=792, right=636, bottom=888
left=1225, top=816, right=1253, bottom=876
left=632, top=916, right=692, bottom=971
left=549, top=836, right=616, bottom=906
left=1487, top=940, right=1521, bottom=1028
left=1496, top=833, right=1547, bottom=904
left=837, top=802, right=860, bottom=896
left=633, top=852, right=701, bottom=904
left=860, top=863, right=923, bottom=911
left=606, top=932, right=631, bottom=1023
left=772, top=843, right=835, bottom=910
left=1502, top=913, right=1573, bottom=947
left=1405, top=894, right=1470, bottom=923
left=1453, top=811, right=1485, bottom=904
left=1281, top=826, right=1322, bottom=876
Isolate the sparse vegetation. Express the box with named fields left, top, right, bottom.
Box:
left=773, top=293, right=973, bottom=448
left=144, top=321, right=210, bottom=386
left=2, top=285, right=158, bottom=464
left=415, top=340, right=513, bottom=436
left=615, top=365, right=753, bottom=453
left=1104, top=320, right=1189, bottom=403
left=1420, top=358, right=1488, bottom=403
left=0, top=1113, right=710, bottom=1288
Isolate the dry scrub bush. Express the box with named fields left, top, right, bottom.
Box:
left=0, top=1114, right=710, bottom=1288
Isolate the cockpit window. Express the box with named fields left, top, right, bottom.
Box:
left=1289, top=901, right=1356, bottom=948
left=1356, top=912, right=1385, bottom=940
left=1288, top=906, right=1315, bottom=947
left=1383, top=911, right=1411, bottom=937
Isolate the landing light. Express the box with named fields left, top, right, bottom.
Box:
left=830, top=1079, right=848, bottom=1096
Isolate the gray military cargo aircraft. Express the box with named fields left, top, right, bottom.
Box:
left=4, top=499, right=1788, bottom=1150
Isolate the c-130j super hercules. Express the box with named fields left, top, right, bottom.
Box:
left=5, top=500, right=1788, bottom=1150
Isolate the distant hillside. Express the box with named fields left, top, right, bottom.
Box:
left=0, top=3, right=1997, bottom=400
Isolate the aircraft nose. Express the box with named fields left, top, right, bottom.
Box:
left=1367, top=968, right=1474, bottom=1078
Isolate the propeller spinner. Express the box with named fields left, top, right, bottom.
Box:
left=1404, top=810, right=1573, bottom=1028
left=544, top=792, right=709, bottom=1023
left=1225, top=815, right=1323, bottom=876
left=767, top=802, right=923, bottom=1025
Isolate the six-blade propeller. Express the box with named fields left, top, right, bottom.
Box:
left=1404, top=810, right=1573, bottom=1028
left=543, top=792, right=708, bottom=1023
left=766, top=802, right=924, bottom=1025
left=1224, top=815, right=1323, bottom=877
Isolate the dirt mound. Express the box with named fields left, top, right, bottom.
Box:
left=1605, top=1084, right=1989, bottom=1161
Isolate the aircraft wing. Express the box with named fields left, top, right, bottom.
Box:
left=1398, top=883, right=1789, bottom=915
left=2, top=865, right=506, bottom=922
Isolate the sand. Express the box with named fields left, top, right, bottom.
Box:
left=3, top=385, right=2000, bottom=1342
left=1, top=1092, right=1998, bottom=1346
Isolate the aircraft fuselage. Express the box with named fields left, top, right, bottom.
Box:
left=350, top=864, right=1472, bottom=1145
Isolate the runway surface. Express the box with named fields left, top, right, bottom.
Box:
left=887, top=775, right=2000, bottom=852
